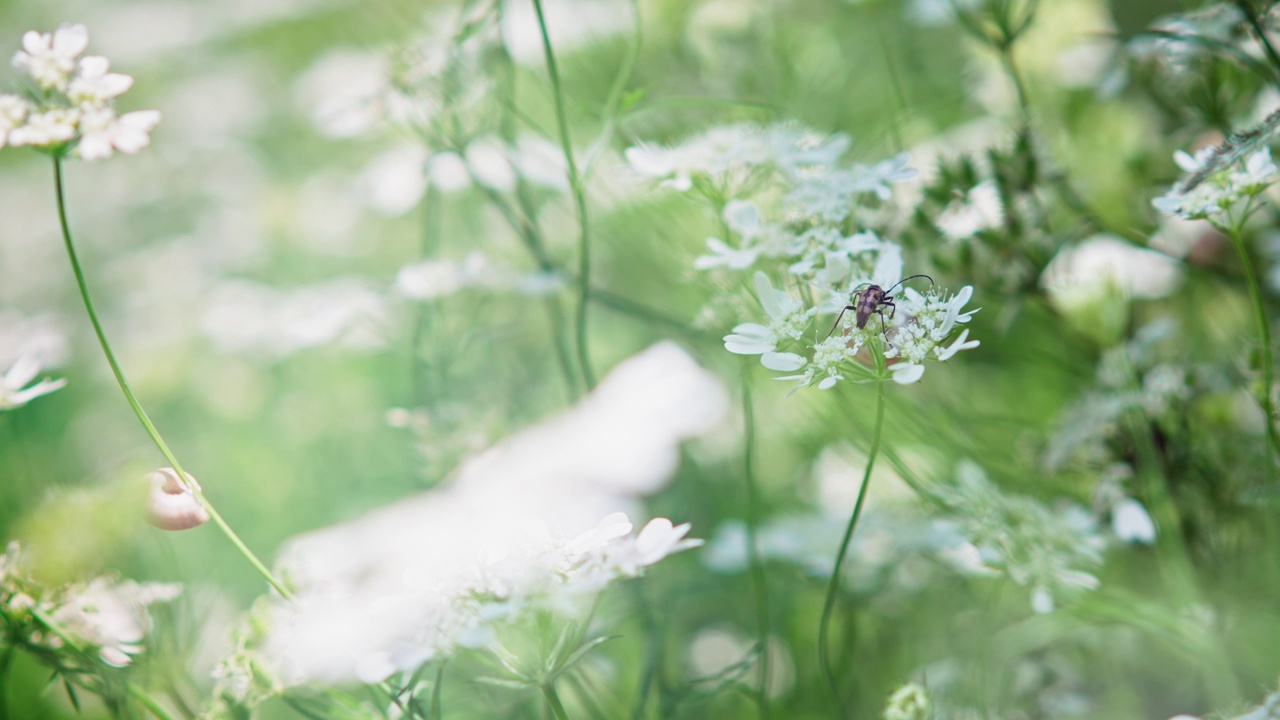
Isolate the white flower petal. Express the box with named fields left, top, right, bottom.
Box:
left=761, top=352, right=806, bottom=371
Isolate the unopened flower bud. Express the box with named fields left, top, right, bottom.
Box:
left=146, top=467, right=208, bottom=531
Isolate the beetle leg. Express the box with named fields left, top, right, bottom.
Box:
left=883, top=299, right=897, bottom=321
left=826, top=305, right=857, bottom=339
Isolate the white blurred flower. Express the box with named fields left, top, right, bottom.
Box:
left=201, top=278, right=390, bottom=358
left=395, top=252, right=561, bottom=299
left=66, top=56, right=133, bottom=106
left=292, top=48, right=386, bottom=139
left=76, top=107, right=160, bottom=160
left=12, top=24, right=89, bottom=91
left=146, top=467, right=209, bottom=531
left=0, top=354, right=67, bottom=411
left=849, top=152, right=917, bottom=200
left=934, top=180, right=1003, bottom=240
left=8, top=108, right=79, bottom=148
left=501, top=0, right=634, bottom=65
left=1111, top=498, right=1155, bottom=544
left=51, top=577, right=181, bottom=666
left=254, top=343, right=727, bottom=685
left=1041, top=235, right=1183, bottom=304
left=937, top=461, right=1106, bottom=613
left=0, top=94, right=28, bottom=148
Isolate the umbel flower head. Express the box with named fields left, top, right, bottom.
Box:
left=725, top=268, right=979, bottom=391
left=1152, top=146, right=1278, bottom=222
left=2, top=23, right=159, bottom=160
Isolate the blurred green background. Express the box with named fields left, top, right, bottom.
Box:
left=11, top=0, right=1280, bottom=718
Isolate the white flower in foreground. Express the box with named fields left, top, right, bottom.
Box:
left=76, top=107, right=160, bottom=160
left=7, top=108, right=78, bottom=148
left=849, top=151, right=918, bottom=200
left=12, top=24, right=89, bottom=91
left=0, top=354, right=67, bottom=410
left=0, top=94, right=28, bottom=148
left=146, top=467, right=209, bottom=531
left=66, top=55, right=133, bottom=106
left=51, top=577, right=181, bottom=666
left=249, top=343, right=727, bottom=686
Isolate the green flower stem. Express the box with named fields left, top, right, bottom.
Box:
left=51, top=158, right=292, bottom=601
left=541, top=682, right=571, bottom=720
left=128, top=686, right=178, bottom=720
left=741, top=373, right=771, bottom=720
left=818, top=357, right=887, bottom=719
left=531, top=0, right=596, bottom=390
left=1226, top=222, right=1278, bottom=480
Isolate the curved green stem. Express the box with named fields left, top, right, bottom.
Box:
left=818, top=372, right=887, bottom=719
left=1227, top=223, right=1277, bottom=481
left=741, top=373, right=771, bottom=720
left=51, top=158, right=292, bottom=600
left=541, top=682, right=571, bottom=720
left=128, top=686, right=178, bottom=720
left=531, top=0, right=596, bottom=390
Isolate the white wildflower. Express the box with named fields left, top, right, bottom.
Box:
left=51, top=577, right=181, bottom=667
left=1153, top=148, right=1277, bottom=221
left=937, top=461, right=1106, bottom=613
left=849, top=151, right=918, bottom=200
left=8, top=108, right=79, bottom=148
left=12, top=24, right=89, bottom=91
left=723, top=272, right=814, bottom=356
left=66, top=55, right=133, bottom=106
left=883, top=285, right=979, bottom=384
left=0, top=94, right=28, bottom=148
left=0, top=354, right=67, bottom=410
left=76, top=107, right=160, bottom=160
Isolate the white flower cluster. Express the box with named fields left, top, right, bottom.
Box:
left=626, top=123, right=852, bottom=194
left=1, top=24, right=159, bottom=160
left=0, top=543, right=180, bottom=667
left=628, top=122, right=978, bottom=390
left=1152, top=147, right=1278, bottom=222
left=232, top=344, right=727, bottom=688
left=725, top=270, right=978, bottom=389
left=936, top=462, right=1106, bottom=614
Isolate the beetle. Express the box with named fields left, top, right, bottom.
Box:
left=826, top=274, right=934, bottom=339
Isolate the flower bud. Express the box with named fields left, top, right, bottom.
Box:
left=146, top=467, right=208, bottom=531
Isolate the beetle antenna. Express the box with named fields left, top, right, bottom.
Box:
left=883, top=274, right=934, bottom=296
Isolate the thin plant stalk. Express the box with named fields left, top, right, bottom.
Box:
left=818, top=351, right=887, bottom=718
left=531, top=0, right=596, bottom=390
left=541, top=682, right=571, bottom=720
left=741, top=373, right=771, bottom=720
left=51, top=158, right=292, bottom=600
left=1225, top=218, right=1278, bottom=480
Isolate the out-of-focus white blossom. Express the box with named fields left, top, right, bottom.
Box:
left=3, top=24, right=160, bottom=160
left=0, top=94, right=28, bottom=148
left=247, top=343, right=727, bottom=685
left=8, top=108, right=79, bottom=148
left=395, top=252, right=563, bottom=300
left=201, top=278, right=390, bottom=358
left=0, top=354, right=67, bottom=411
left=883, top=681, right=933, bottom=720
left=146, top=467, right=209, bottom=531
left=1111, top=498, right=1156, bottom=544
left=936, top=461, right=1105, bottom=614
left=12, top=24, right=89, bottom=91
left=50, top=577, right=181, bottom=666
left=75, top=107, right=160, bottom=160
left=66, top=56, right=133, bottom=106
